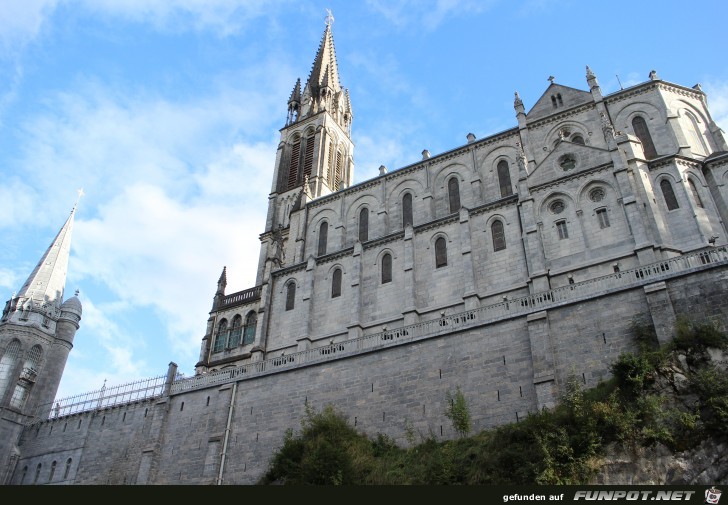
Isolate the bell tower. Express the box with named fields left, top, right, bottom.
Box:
left=265, top=13, right=354, bottom=234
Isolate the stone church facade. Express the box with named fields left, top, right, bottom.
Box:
left=2, top=23, right=728, bottom=485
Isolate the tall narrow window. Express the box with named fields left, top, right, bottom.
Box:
left=49, top=461, right=57, bottom=482
left=318, top=221, right=328, bottom=256
left=596, top=208, right=610, bottom=229
left=402, top=193, right=413, bottom=228
left=556, top=220, right=569, bottom=240
left=358, top=208, right=369, bottom=242
left=243, top=311, right=257, bottom=345
left=331, top=268, right=342, bottom=298
left=287, top=139, right=301, bottom=190
left=435, top=237, right=448, bottom=267
left=492, top=221, right=506, bottom=251
left=285, top=283, right=296, bottom=311
left=685, top=111, right=709, bottom=156
left=334, top=150, right=343, bottom=190
left=64, top=459, right=72, bottom=479
left=302, top=132, right=315, bottom=180
left=34, top=463, right=41, bottom=484
left=327, top=141, right=335, bottom=187
left=688, top=179, right=704, bottom=208
left=213, top=319, right=227, bottom=353
left=228, top=315, right=242, bottom=348
left=0, top=339, right=22, bottom=401
left=381, top=253, right=392, bottom=284
left=448, top=178, right=461, bottom=213
left=632, top=116, right=658, bottom=159
left=497, top=160, right=513, bottom=197
left=660, top=179, right=679, bottom=210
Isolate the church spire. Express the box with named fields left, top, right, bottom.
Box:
left=294, top=14, right=352, bottom=130
left=16, top=202, right=78, bottom=305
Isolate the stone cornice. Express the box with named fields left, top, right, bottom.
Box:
left=469, top=194, right=519, bottom=217
left=529, top=162, right=613, bottom=194
left=363, top=231, right=405, bottom=250
left=527, top=103, right=595, bottom=130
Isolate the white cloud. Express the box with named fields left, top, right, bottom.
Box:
left=703, top=80, right=728, bottom=134
left=0, top=0, right=58, bottom=54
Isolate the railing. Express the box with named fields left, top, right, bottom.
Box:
left=220, top=286, right=262, bottom=309
left=35, top=372, right=182, bottom=421
left=172, top=247, right=728, bottom=394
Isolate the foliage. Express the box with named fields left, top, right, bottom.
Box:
left=259, top=318, right=728, bottom=485
left=444, top=386, right=471, bottom=438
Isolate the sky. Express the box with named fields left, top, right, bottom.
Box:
left=1, top=0, right=727, bottom=401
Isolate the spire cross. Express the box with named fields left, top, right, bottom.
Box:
left=325, top=9, right=334, bottom=27
left=548, top=76, right=555, bottom=84
left=74, top=188, right=85, bottom=211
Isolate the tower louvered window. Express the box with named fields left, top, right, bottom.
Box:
left=660, top=179, right=679, bottom=210
left=287, top=140, right=301, bottom=190
left=327, top=141, right=334, bottom=187
left=334, top=150, right=343, bottom=190
left=402, top=193, right=413, bottom=228
left=243, top=311, right=257, bottom=345
left=497, top=160, right=513, bottom=197
left=632, top=116, right=658, bottom=159
left=302, top=132, right=315, bottom=181
left=359, top=208, right=369, bottom=242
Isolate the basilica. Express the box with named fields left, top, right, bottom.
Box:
left=1, top=21, right=727, bottom=484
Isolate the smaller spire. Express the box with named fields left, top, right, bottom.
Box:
left=216, top=266, right=227, bottom=296
left=514, top=91, right=523, bottom=108
left=288, top=78, right=301, bottom=104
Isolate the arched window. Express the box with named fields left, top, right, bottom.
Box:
left=632, top=116, right=658, bottom=159
left=228, top=315, right=242, bottom=348
left=34, top=463, right=41, bottom=484
left=285, top=282, right=296, bottom=311
left=63, top=458, right=72, bottom=479
left=331, top=268, right=342, bottom=298
left=0, top=339, right=22, bottom=400
left=492, top=221, right=506, bottom=251
left=571, top=134, right=585, bottom=145
left=302, top=131, right=315, bottom=181
left=497, top=160, right=513, bottom=197
left=688, top=179, right=704, bottom=208
left=287, top=137, right=301, bottom=190
left=49, top=461, right=57, bottom=482
left=212, top=319, right=227, bottom=353
left=358, top=208, right=368, bottom=242
left=685, top=111, right=709, bottom=156
left=435, top=237, right=448, bottom=268
left=21, top=466, right=27, bottom=484
left=448, top=177, right=461, bottom=213
left=381, top=253, right=392, bottom=284
left=243, top=311, right=257, bottom=345
left=402, top=193, right=413, bottom=228
left=660, top=179, right=679, bottom=211
left=318, top=221, right=328, bottom=256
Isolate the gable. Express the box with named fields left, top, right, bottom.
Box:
left=526, top=83, right=593, bottom=122
left=527, top=139, right=613, bottom=188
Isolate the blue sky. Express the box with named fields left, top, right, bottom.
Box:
left=1, top=0, right=727, bottom=400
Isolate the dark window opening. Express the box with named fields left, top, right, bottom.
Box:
left=435, top=237, right=448, bottom=268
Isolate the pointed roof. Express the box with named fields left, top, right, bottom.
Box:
left=305, top=25, right=342, bottom=95
left=17, top=206, right=77, bottom=304
left=288, top=78, right=301, bottom=104
left=526, top=82, right=593, bottom=122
